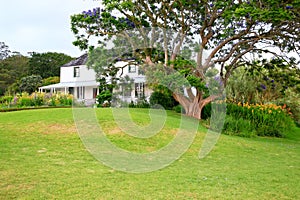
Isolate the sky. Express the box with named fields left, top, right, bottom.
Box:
left=1, top=1, right=299, bottom=63
left=0, top=0, right=103, bottom=58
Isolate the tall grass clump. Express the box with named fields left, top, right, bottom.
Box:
left=223, top=102, right=294, bottom=137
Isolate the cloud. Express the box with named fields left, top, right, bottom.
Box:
left=0, top=0, right=102, bottom=57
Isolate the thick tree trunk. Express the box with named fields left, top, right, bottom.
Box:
left=173, top=92, right=217, bottom=120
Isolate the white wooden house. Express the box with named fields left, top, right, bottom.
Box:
left=39, top=54, right=152, bottom=105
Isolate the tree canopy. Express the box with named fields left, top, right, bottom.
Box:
left=71, top=0, right=300, bottom=119
left=0, top=55, right=29, bottom=95
left=28, top=52, right=73, bottom=79
left=0, top=46, right=73, bottom=95
left=19, top=75, right=43, bottom=94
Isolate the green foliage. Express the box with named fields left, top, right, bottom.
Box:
left=87, top=48, right=124, bottom=107
left=223, top=103, right=294, bottom=137
left=0, top=92, right=73, bottom=109
left=226, top=59, right=300, bottom=125
left=173, top=104, right=184, bottom=113
left=226, top=68, right=258, bottom=103
left=0, top=95, right=13, bottom=107
left=19, top=75, right=43, bottom=94
left=274, top=88, right=300, bottom=126
left=201, top=103, right=212, bottom=120
left=150, top=86, right=178, bottom=110
left=97, top=90, right=112, bottom=107
left=114, top=75, right=134, bottom=99
left=56, top=93, right=73, bottom=106
left=17, top=92, right=45, bottom=107
left=222, top=116, right=256, bottom=137
left=86, top=47, right=123, bottom=76
left=0, top=55, right=29, bottom=95
left=28, top=52, right=73, bottom=79
left=71, top=0, right=300, bottom=60
left=18, top=97, right=32, bottom=107
left=128, top=99, right=150, bottom=108
left=71, top=0, right=300, bottom=119
left=42, top=76, right=60, bottom=86
left=0, top=51, right=73, bottom=96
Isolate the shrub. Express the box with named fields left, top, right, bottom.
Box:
left=223, top=103, right=294, bottom=137
left=129, top=101, right=135, bottom=108
left=274, top=88, right=300, bottom=126
left=223, top=116, right=256, bottom=137
left=128, top=99, right=150, bottom=108
left=136, top=99, right=150, bottom=108
left=150, top=90, right=178, bottom=110
left=0, top=96, right=13, bottom=107
left=1, top=92, right=73, bottom=108
left=18, top=97, right=33, bottom=107
left=201, top=103, right=211, bottom=120
left=97, top=90, right=112, bottom=107
left=173, top=105, right=185, bottom=113
left=30, top=92, right=44, bottom=106
left=49, top=93, right=73, bottom=106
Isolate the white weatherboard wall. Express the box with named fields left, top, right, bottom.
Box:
left=59, top=65, right=98, bottom=103
left=60, top=65, right=97, bottom=83
left=85, top=86, right=96, bottom=99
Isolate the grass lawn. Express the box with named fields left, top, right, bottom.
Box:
left=0, top=108, right=299, bottom=199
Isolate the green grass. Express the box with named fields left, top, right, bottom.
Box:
left=0, top=108, right=299, bottom=199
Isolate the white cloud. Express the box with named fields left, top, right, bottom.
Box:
left=0, top=0, right=102, bottom=57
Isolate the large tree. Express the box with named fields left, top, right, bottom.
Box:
left=0, top=55, right=29, bottom=95
left=71, top=0, right=300, bottom=119
left=28, top=52, right=73, bottom=79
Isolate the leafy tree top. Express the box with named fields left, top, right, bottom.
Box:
left=28, top=52, right=73, bottom=79
left=71, top=0, right=299, bottom=84
left=71, top=0, right=300, bottom=119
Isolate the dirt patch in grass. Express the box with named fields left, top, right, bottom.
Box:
left=105, top=127, right=124, bottom=135
left=25, top=122, right=77, bottom=134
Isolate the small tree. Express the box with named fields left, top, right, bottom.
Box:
left=19, top=75, right=43, bottom=94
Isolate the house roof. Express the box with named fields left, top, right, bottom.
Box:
left=62, top=53, right=88, bottom=67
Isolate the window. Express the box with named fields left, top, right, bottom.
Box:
left=74, top=67, right=80, bottom=77
left=128, top=65, right=136, bottom=73
left=135, top=82, right=144, bottom=98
